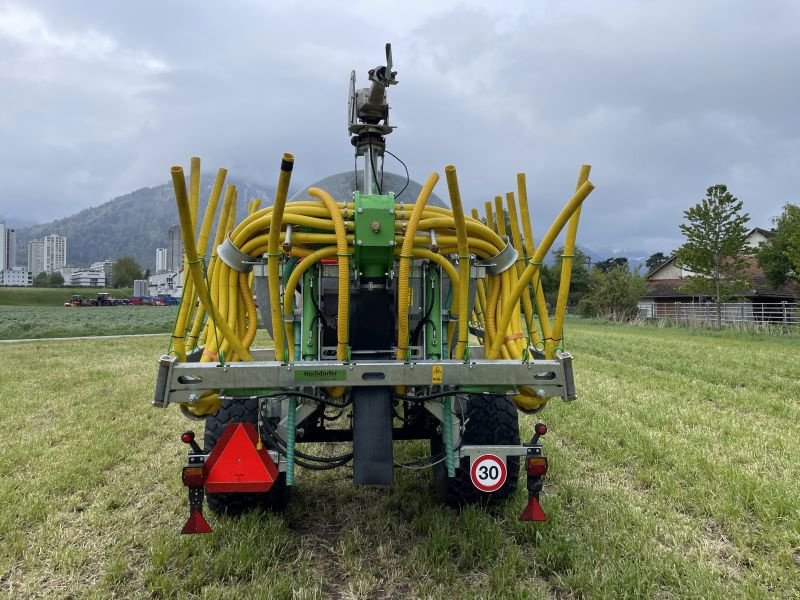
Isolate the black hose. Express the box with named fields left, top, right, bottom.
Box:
left=260, top=418, right=354, bottom=466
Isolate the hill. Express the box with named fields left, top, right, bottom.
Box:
left=15, top=176, right=274, bottom=270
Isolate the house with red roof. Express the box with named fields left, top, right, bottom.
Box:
left=639, top=228, right=798, bottom=323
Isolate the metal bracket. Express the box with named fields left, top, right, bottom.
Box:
left=557, top=352, right=577, bottom=401
left=217, top=234, right=256, bottom=273
left=477, top=235, right=518, bottom=275
left=459, top=444, right=533, bottom=461
left=152, top=354, right=176, bottom=407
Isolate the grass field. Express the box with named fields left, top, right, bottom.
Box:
left=0, top=287, right=133, bottom=307
left=0, top=306, right=179, bottom=340
left=1, top=321, right=798, bottom=598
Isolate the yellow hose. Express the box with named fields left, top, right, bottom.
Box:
left=182, top=168, right=227, bottom=352
left=166, top=155, right=595, bottom=418
left=283, top=246, right=340, bottom=353
left=308, top=186, right=349, bottom=397
left=397, top=172, right=439, bottom=361
left=505, top=191, right=539, bottom=350
left=170, top=167, right=252, bottom=361
left=517, top=173, right=555, bottom=355
left=488, top=180, right=595, bottom=359
left=268, top=153, right=294, bottom=362
left=192, top=185, right=233, bottom=350
left=443, top=166, right=470, bottom=360
left=550, top=165, right=591, bottom=355
left=484, top=201, right=495, bottom=232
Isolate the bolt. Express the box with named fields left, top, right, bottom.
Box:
left=371, top=220, right=381, bottom=232
left=357, top=207, right=364, bottom=213
left=357, top=240, right=363, bottom=246
left=389, top=209, right=395, bottom=215
left=389, top=240, right=395, bottom=246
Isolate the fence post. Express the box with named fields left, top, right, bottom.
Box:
left=782, top=301, right=788, bottom=325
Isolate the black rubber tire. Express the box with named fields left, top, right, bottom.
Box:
left=432, top=393, right=520, bottom=507
left=204, top=398, right=289, bottom=515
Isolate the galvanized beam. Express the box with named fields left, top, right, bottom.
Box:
left=152, top=354, right=576, bottom=407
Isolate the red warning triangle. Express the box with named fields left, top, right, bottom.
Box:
left=204, top=423, right=278, bottom=493
left=181, top=508, right=212, bottom=534
left=519, top=495, right=548, bottom=521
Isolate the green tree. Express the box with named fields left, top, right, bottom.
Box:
left=595, top=257, right=629, bottom=273
left=757, top=203, right=800, bottom=287
left=541, top=246, right=591, bottom=308
left=674, top=184, right=751, bottom=328
left=33, top=272, right=50, bottom=287
left=645, top=252, right=668, bottom=271
left=111, top=256, right=143, bottom=288
left=576, top=266, right=647, bottom=321
left=48, top=272, right=64, bottom=286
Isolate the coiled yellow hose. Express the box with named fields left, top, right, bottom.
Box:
left=168, top=156, right=594, bottom=416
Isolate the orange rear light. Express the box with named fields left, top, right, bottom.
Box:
left=526, top=456, right=548, bottom=477
left=182, top=466, right=205, bottom=487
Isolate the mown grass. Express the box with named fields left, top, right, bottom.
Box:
left=0, top=287, right=133, bottom=307
left=0, top=306, right=178, bottom=340
left=0, top=323, right=798, bottom=598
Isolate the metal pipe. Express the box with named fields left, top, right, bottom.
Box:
left=364, top=145, right=376, bottom=195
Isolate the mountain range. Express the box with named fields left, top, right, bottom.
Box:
left=14, top=177, right=274, bottom=270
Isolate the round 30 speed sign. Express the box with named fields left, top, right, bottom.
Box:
left=470, top=454, right=507, bottom=492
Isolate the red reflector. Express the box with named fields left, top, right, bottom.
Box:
left=181, top=431, right=195, bottom=444
left=534, top=423, right=547, bottom=436
left=320, top=258, right=338, bottom=264
left=519, top=495, right=548, bottom=521
left=526, top=456, right=548, bottom=477
left=181, top=507, right=212, bottom=534
left=204, top=423, right=278, bottom=493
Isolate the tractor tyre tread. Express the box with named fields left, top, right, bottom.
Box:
left=432, top=393, right=520, bottom=508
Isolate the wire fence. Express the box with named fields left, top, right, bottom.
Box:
left=638, top=301, right=799, bottom=326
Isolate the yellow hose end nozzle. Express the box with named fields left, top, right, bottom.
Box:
left=513, top=387, right=548, bottom=414
left=181, top=391, right=222, bottom=418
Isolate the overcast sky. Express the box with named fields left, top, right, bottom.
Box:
left=1, top=0, right=798, bottom=255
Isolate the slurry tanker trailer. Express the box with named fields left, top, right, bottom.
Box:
left=152, top=44, right=595, bottom=533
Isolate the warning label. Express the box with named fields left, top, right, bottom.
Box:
left=431, top=364, right=443, bottom=384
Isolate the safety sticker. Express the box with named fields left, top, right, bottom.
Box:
left=431, top=364, right=443, bottom=384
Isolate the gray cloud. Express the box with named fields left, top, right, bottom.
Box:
left=1, top=0, right=798, bottom=256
